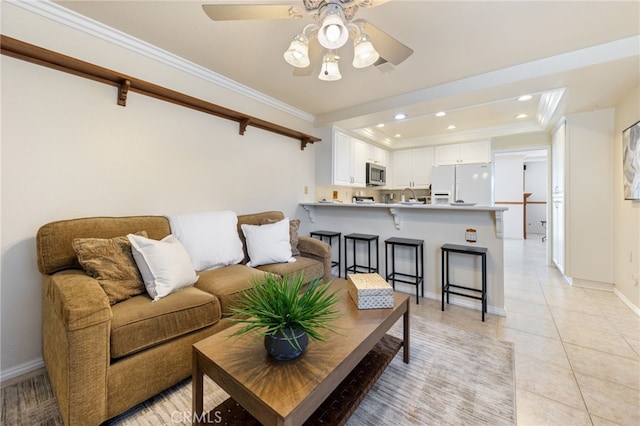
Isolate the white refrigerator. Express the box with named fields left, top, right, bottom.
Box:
left=431, top=164, right=493, bottom=205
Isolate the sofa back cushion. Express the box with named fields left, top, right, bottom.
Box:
left=37, top=216, right=170, bottom=275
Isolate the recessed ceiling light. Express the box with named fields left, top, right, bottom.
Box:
left=394, top=113, right=407, bottom=120
left=516, top=113, right=528, bottom=119
left=436, top=111, right=446, bottom=117
left=376, top=123, right=385, bottom=128
left=518, top=95, right=532, bottom=102
left=394, top=133, right=402, bottom=138
left=447, top=125, right=456, bottom=130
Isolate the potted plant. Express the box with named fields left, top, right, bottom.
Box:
left=228, top=274, right=341, bottom=360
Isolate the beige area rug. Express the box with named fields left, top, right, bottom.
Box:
left=1, top=316, right=515, bottom=425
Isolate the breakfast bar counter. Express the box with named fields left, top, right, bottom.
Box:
left=297, top=202, right=509, bottom=316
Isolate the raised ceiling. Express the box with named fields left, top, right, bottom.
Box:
left=50, top=0, right=640, bottom=148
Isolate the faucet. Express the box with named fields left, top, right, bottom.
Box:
left=401, top=187, right=416, bottom=202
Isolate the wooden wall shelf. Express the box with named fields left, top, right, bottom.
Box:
left=1, top=35, right=321, bottom=150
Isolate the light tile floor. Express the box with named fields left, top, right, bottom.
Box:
left=400, top=238, right=640, bottom=426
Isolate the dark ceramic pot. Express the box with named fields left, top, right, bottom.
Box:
left=264, top=328, right=309, bottom=361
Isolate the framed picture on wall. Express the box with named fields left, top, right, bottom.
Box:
left=623, top=120, right=640, bottom=200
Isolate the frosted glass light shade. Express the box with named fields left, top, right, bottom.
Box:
left=283, top=35, right=310, bottom=68
left=352, top=35, right=379, bottom=68
left=317, top=11, right=348, bottom=49
left=318, top=52, right=342, bottom=81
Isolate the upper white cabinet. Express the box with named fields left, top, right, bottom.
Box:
left=392, top=147, right=434, bottom=188
left=317, top=127, right=367, bottom=187
left=435, top=141, right=491, bottom=165
left=366, top=143, right=389, bottom=167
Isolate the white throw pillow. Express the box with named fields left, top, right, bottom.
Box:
left=127, top=234, right=198, bottom=301
left=167, top=210, right=244, bottom=272
left=241, top=217, right=296, bottom=267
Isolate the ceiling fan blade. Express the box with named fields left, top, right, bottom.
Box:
left=202, top=4, right=303, bottom=21
left=293, top=35, right=323, bottom=76
left=356, top=19, right=413, bottom=66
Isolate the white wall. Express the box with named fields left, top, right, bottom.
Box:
left=613, top=86, right=640, bottom=311
left=0, top=4, right=319, bottom=379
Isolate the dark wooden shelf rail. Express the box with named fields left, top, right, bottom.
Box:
left=1, top=35, right=321, bottom=150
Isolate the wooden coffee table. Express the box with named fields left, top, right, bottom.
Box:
left=192, top=279, right=410, bottom=426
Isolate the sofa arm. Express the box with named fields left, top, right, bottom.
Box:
left=297, top=236, right=332, bottom=282
left=42, top=270, right=112, bottom=425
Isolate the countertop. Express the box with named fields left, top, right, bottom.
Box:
left=300, top=201, right=508, bottom=212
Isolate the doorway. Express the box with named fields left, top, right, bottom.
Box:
left=494, top=149, right=549, bottom=241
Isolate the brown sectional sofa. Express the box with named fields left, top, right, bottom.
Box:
left=36, top=210, right=331, bottom=425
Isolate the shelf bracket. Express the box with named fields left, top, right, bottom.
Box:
left=239, top=118, right=251, bottom=135
left=300, top=137, right=313, bottom=151
left=495, top=211, right=504, bottom=239
left=117, top=79, right=130, bottom=106
left=389, top=208, right=402, bottom=230
left=302, top=205, right=316, bottom=223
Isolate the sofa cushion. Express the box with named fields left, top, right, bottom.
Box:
left=128, top=233, right=198, bottom=301
left=167, top=210, right=244, bottom=272
left=72, top=233, right=147, bottom=305
left=256, top=255, right=325, bottom=282
left=241, top=217, right=295, bottom=267
left=289, top=219, right=301, bottom=256
left=110, top=287, right=220, bottom=359
left=195, top=264, right=270, bottom=316
left=37, top=216, right=170, bottom=275
left=236, top=211, right=285, bottom=263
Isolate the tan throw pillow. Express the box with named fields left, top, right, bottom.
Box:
left=73, top=232, right=147, bottom=305
left=289, top=219, right=300, bottom=256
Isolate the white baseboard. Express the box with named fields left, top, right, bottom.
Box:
left=0, top=357, right=44, bottom=385
left=572, top=278, right=615, bottom=291
left=614, top=288, right=640, bottom=317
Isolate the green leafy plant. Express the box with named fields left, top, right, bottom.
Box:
left=228, top=274, right=341, bottom=350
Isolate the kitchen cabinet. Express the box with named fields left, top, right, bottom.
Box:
left=551, top=122, right=565, bottom=272
left=552, top=198, right=565, bottom=273
left=366, top=143, right=389, bottom=167
left=435, top=140, right=491, bottom=165
left=392, top=147, right=434, bottom=188
left=317, top=127, right=367, bottom=187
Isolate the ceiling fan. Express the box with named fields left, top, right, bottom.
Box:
left=202, top=0, right=413, bottom=81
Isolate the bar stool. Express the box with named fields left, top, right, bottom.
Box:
left=310, top=230, right=341, bottom=278
left=441, top=243, right=488, bottom=321
left=385, top=237, right=424, bottom=304
left=344, top=233, right=379, bottom=276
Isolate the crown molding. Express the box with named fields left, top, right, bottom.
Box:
left=7, top=0, right=315, bottom=123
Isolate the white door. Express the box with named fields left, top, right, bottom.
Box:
left=431, top=165, right=455, bottom=194
left=333, top=132, right=352, bottom=186
left=455, top=163, right=492, bottom=205
left=412, top=147, right=435, bottom=187
left=393, top=150, right=414, bottom=187
left=351, top=137, right=367, bottom=187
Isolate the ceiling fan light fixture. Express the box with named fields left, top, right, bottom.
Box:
left=352, top=33, right=379, bottom=68
left=318, top=51, right=342, bottom=81
left=283, top=33, right=310, bottom=68
left=317, top=4, right=349, bottom=49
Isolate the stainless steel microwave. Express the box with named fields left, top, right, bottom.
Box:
left=366, top=162, right=386, bottom=186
